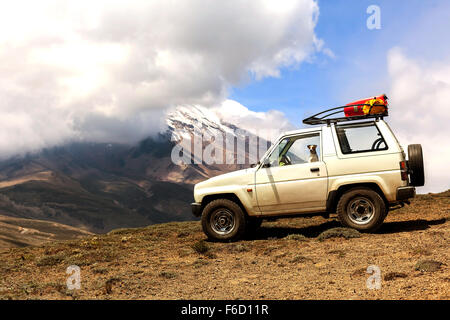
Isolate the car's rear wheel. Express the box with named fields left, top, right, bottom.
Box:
left=336, top=187, right=387, bottom=232
left=201, top=199, right=247, bottom=242
left=408, top=144, right=425, bottom=187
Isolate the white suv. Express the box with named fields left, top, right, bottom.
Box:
left=191, top=113, right=424, bottom=241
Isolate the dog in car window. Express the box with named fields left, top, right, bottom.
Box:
left=307, top=145, right=319, bottom=162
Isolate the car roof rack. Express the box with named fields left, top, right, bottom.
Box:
left=302, top=103, right=388, bottom=126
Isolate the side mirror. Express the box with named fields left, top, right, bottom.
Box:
left=262, top=160, right=271, bottom=168
left=250, top=161, right=260, bottom=168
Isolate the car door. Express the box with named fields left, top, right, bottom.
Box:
left=254, top=132, right=328, bottom=214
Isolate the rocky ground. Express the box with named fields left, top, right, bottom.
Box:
left=0, top=191, right=448, bottom=300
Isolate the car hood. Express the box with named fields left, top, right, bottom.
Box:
left=195, top=167, right=256, bottom=190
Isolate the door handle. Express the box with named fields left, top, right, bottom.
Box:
left=310, top=167, right=320, bottom=172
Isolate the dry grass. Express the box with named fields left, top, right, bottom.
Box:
left=0, top=192, right=448, bottom=300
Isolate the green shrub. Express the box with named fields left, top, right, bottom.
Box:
left=415, top=260, right=443, bottom=272
left=384, top=272, right=408, bottom=281
left=92, top=267, right=109, bottom=274
left=285, top=234, right=307, bottom=241
left=191, top=240, right=209, bottom=254
left=159, top=271, right=177, bottom=279
left=317, top=228, right=361, bottom=241
left=36, top=254, right=64, bottom=267
left=290, top=255, right=312, bottom=263
left=227, top=244, right=250, bottom=253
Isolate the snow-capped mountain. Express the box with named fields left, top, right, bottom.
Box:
left=166, top=105, right=270, bottom=169
left=167, top=105, right=235, bottom=141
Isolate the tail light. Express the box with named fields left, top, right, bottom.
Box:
left=400, top=161, right=408, bottom=181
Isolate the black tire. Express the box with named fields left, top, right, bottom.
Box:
left=201, top=199, right=247, bottom=242
left=336, top=187, right=387, bottom=232
left=408, top=144, right=425, bottom=187
left=246, top=217, right=263, bottom=234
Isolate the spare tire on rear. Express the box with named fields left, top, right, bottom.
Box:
left=408, top=144, right=425, bottom=186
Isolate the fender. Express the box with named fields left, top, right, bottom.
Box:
left=328, top=170, right=401, bottom=202
left=195, top=185, right=260, bottom=216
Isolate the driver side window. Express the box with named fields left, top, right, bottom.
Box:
left=266, top=134, right=321, bottom=167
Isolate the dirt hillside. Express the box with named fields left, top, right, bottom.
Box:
left=0, top=192, right=448, bottom=300
left=0, top=215, right=92, bottom=249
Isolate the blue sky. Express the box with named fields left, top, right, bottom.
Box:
left=230, top=0, right=450, bottom=127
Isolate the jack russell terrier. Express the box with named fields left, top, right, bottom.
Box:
left=307, top=144, right=319, bottom=162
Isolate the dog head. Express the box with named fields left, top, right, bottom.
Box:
left=307, top=144, right=317, bottom=153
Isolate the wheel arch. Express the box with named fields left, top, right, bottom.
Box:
left=201, top=193, right=249, bottom=217
left=327, top=182, right=388, bottom=213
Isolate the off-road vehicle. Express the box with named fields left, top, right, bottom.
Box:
left=191, top=95, right=424, bottom=241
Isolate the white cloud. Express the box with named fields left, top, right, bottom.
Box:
left=212, top=100, right=295, bottom=142
left=387, top=48, right=450, bottom=193
left=0, top=0, right=321, bottom=158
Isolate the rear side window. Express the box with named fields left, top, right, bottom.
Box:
left=335, top=122, right=387, bottom=154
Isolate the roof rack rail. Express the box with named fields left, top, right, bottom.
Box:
left=303, top=103, right=388, bottom=125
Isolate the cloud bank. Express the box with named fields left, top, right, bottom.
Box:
left=387, top=48, right=450, bottom=193
left=0, top=0, right=321, bottom=158
left=212, top=100, right=295, bottom=142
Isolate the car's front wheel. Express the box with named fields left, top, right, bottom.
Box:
left=201, top=199, right=247, bottom=242
left=336, top=187, right=387, bottom=232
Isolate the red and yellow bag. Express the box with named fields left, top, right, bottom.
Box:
left=344, top=94, right=388, bottom=117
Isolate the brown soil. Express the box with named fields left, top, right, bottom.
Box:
left=0, top=192, right=448, bottom=300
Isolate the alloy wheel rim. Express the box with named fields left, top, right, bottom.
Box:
left=210, top=208, right=235, bottom=235
left=347, top=197, right=375, bottom=225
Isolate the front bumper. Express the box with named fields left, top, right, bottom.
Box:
left=191, top=203, right=202, bottom=217
left=396, top=186, right=416, bottom=201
